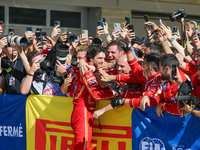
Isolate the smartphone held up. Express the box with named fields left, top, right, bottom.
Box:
left=0, top=21, right=3, bottom=30
left=171, top=64, right=177, bottom=80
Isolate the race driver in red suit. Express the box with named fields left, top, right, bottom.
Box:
left=156, top=54, right=191, bottom=116
left=63, top=45, right=118, bottom=150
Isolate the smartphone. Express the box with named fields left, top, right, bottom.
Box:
left=35, top=31, right=41, bottom=38
left=144, top=15, right=149, bottom=22
left=198, top=34, right=200, bottom=40
left=54, top=21, right=60, bottom=28
left=101, top=18, right=106, bottom=25
left=113, top=23, right=121, bottom=32
left=142, top=37, right=147, bottom=45
left=42, top=32, right=47, bottom=37
left=75, top=35, right=79, bottom=42
left=172, top=26, right=179, bottom=33
left=8, top=28, right=15, bottom=36
left=0, top=21, right=3, bottom=30
left=171, top=64, right=177, bottom=80
left=159, top=19, right=162, bottom=24
left=81, top=29, right=88, bottom=39
left=26, top=27, right=32, bottom=32
left=35, top=31, right=43, bottom=50
left=145, top=24, right=154, bottom=30
left=37, top=36, right=43, bottom=50
left=127, top=24, right=134, bottom=32
left=36, top=28, right=42, bottom=32
left=97, top=21, right=104, bottom=30
left=125, top=16, right=131, bottom=26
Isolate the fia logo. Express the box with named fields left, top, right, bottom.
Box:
left=139, top=137, right=166, bottom=150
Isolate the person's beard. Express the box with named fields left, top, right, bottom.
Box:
left=161, top=73, right=170, bottom=80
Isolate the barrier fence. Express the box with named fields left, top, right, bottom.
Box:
left=0, top=94, right=200, bottom=150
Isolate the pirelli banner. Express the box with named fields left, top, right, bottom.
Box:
left=26, top=95, right=133, bottom=150
left=1, top=94, right=200, bottom=150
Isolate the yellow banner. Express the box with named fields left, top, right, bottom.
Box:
left=26, top=95, right=133, bottom=150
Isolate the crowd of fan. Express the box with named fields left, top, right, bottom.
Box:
left=1, top=12, right=200, bottom=149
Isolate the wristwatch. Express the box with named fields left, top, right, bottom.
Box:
left=105, top=33, right=110, bottom=37
left=169, top=37, right=175, bottom=42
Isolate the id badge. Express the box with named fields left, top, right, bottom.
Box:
left=9, top=76, right=15, bottom=86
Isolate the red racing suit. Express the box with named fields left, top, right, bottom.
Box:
left=125, top=72, right=162, bottom=108
left=115, top=57, right=162, bottom=108
left=184, top=60, right=197, bottom=76
left=69, top=68, right=116, bottom=150
left=158, top=70, right=191, bottom=115
left=106, top=67, right=143, bottom=99
left=116, top=57, right=147, bottom=85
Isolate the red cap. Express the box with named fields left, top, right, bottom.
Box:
left=40, top=49, right=50, bottom=55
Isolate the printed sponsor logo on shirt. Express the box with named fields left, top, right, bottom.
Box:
left=163, top=84, right=167, bottom=91
left=89, top=80, right=96, bottom=85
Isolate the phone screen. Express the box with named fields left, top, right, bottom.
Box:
left=0, top=21, right=3, bottom=30
left=101, top=18, right=106, bottom=24
left=27, top=27, right=32, bottom=32
left=54, top=21, right=60, bottom=27
left=128, top=24, right=134, bottom=32
left=159, top=19, right=162, bottom=24
left=172, top=26, right=178, bottom=33
left=35, top=31, right=41, bottom=38
left=42, top=32, right=47, bottom=37
left=144, top=15, right=149, bottom=22
left=125, top=16, right=131, bottom=26
left=36, top=28, right=42, bottom=32
left=113, top=23, right=121, bottom=32
left=171, top=64, right=177, bottom=80
left=81, top=30, right=88, bottom=39
left=97, top=21, right=104, bottom=30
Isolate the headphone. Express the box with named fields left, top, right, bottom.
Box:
left=190, top=20, right=199, bottom=34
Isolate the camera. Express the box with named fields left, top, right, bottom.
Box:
left=170, top=9, right=187, bottom=22
left=176, top=80, right=199, bottom=109
left=92, top=37, right=102, bottom=45
left=39, top=60, right=51, bottom=70
left=56, top=43, right=69, bottom=65
left=65, top=54, right=78, bottom=75
left=35, top=60, right=51, bottom=74
left=7, top=35, right=28, bottom=47
left=8, top=28, right=15, bottom=36
left=176, top=95, right=199, bottom=108
left=50, top=43, right=69, bottom=84
left=67, top=32, right=78, bottom=44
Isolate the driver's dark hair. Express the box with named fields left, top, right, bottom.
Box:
left=86, top=44, right=106, bottom=62
left=160, top=54, right=179, bottom=69
left=144, top=53, right=161, bottom=72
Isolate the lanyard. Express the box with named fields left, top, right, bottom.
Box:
left=7, top=59, right=18, bottom=75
